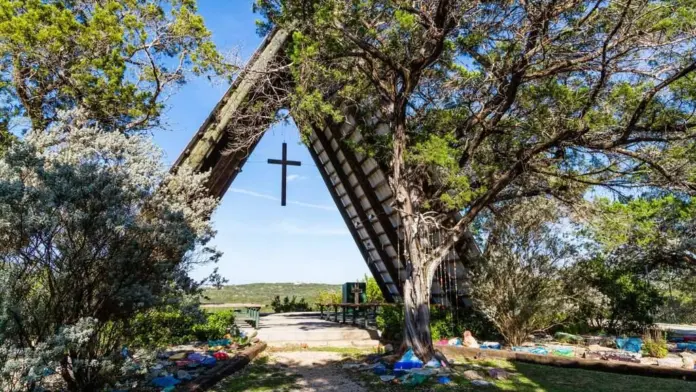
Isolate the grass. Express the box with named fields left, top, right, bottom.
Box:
left=202, top=283, right=341, bottom=312
left=351, top=355, right=696, bottom=392
left=210, top=357, right=302, bottom=392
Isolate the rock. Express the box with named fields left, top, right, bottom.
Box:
left=383, top=344, right=394, bottom=353
left=342, top=363, right=361, bottom=370
left=682, top=355, right=695, bottom=370
left=521, top=342, right=536, bottom=347
left=657, top=357, right=684, bottom=368
left=462, top=370, right=484, bottom=381
left=679, top=352, right=695, bottom=358
left=380, top=375, right=395, bottom=382
left=488, top=368, right=510, bottom=380
left=471, top=379, right=492, bottom=387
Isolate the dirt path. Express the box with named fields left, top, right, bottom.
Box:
left=268, top=351, right=366, bottom=392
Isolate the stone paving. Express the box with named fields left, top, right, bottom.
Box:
left=251, top=312, right=380, bottom=348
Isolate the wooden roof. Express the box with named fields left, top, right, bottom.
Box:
left=172, top=29, right=478, bottom=303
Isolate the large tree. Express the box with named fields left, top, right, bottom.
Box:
left=256, top=0, right=696, bottom=359
left=0, top=0, right=233, bottom=141
left=0, top=111, right=219, bottom=391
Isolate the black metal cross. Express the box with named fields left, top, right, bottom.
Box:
left=267, top=142, right=301, bottom=206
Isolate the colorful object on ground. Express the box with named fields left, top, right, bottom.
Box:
left=551, top=347, right=575, bottom=357
left=213, top=351, right=230, bottom=360
left=187, top=352, right=217, bottom=367
left=169, top=352, right=188, bottom=360
left=425, top=358, right=442, bottom=368
left=403, top=373, right=429, bottom=386
left=394, top=348, right=423, bottom=372
left=463, top=330, right=480, bottom=348
left=677, top=342, right=696, bottom=351
left=152, top=375, right=181, bottom=388
left=447, top=337, right=462, bottom=346
left=373, top=363, right=387, bottom=375
left=616, top=337, right=643, bottom=353
left=438, top=376, right=452, bottom=384
left=208, top=338, right=231, bottom=347
left=512, top=346, right=549, bottom=355
left=480, top=342, right=502, bottom=350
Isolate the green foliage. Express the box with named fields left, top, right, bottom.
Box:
left=0, top=114, right=220, bottom=391
left=364, top=275, right=384, bottom=303
left=470, top=200, right=578, bottom=346
left=192, top=310, right=236, bottom=341
left=376, top=305, right=403, bottom=341
left=317, top=289, right=341, bottom=305
left=270, top=295, right=312, bottom=313
left=0, top=0, right=232, bottom=133
left=129, top=300, right=207, bottom=348
left=574, top=257, right=663, bottom=334
left=643, top=336, right=668, bottom=358
left=429, top=306, right=501, bottom=342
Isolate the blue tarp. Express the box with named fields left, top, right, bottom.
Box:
left=512, top=346, right=549, bottom=355
left=616, top=337, right=643, bottom=353
left=677, top=342, right=696, bottom=351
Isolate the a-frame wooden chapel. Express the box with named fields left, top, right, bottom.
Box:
left=172, top=29, right=478, bottom=304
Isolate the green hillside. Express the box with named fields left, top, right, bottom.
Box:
left=201, top=283, right=341, bottom=311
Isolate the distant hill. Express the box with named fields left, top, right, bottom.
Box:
left=201, top=283, right=341, bottom=311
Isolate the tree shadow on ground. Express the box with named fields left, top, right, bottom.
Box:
left=213, top=352, right=367, bottom=392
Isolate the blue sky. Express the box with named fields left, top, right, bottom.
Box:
left=153, top=1, right=370, bottom=284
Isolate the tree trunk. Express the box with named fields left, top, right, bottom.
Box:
left=403, top=259, right=435, bottom=361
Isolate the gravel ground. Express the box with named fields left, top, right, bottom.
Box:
left=269, top=351, right=366, bottom=392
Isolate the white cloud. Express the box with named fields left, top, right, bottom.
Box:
left=286, top=174, right=308, bottom=182
left=229, top=187, right=335, bottom=211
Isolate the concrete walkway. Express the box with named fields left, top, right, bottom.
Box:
left=254, top=312, right=380, bottom=347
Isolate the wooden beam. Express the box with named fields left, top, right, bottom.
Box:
left=312, top=124, right=403, bottom=298
left=438, top=345, right=696, bottom=382
left=325, top=121, right=406, bottom=284
left=307, top=134, right=396, bottom=302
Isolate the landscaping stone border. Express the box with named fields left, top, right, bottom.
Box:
left=180, top=342, right=267, bottom=391
left=439, top=346, right=696, bottom=382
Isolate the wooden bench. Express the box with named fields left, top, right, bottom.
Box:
left=231, top=304, right=261, bottom=328
left=316, top=302, right=397, bottom=328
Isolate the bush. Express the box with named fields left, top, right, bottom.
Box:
left=130, top=303, right=235, bottom=347
left=129, top=300, right=207, bottom=348
left=643, top=330, right=668, bottom=358
left=270, top=296, right=312, bottom=312
left=192, top=310, right=236, bottom=341
left=430, top=306, right=501, bottom=342
left=317, top=289, right=341, bottom=304
left=0, top=117, right=220, bottom=391
left=573, top=257, right=663, bottom=334
left=469, top=201, right=577, bottom=346
left=377, top=305, right=404, bottom=341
